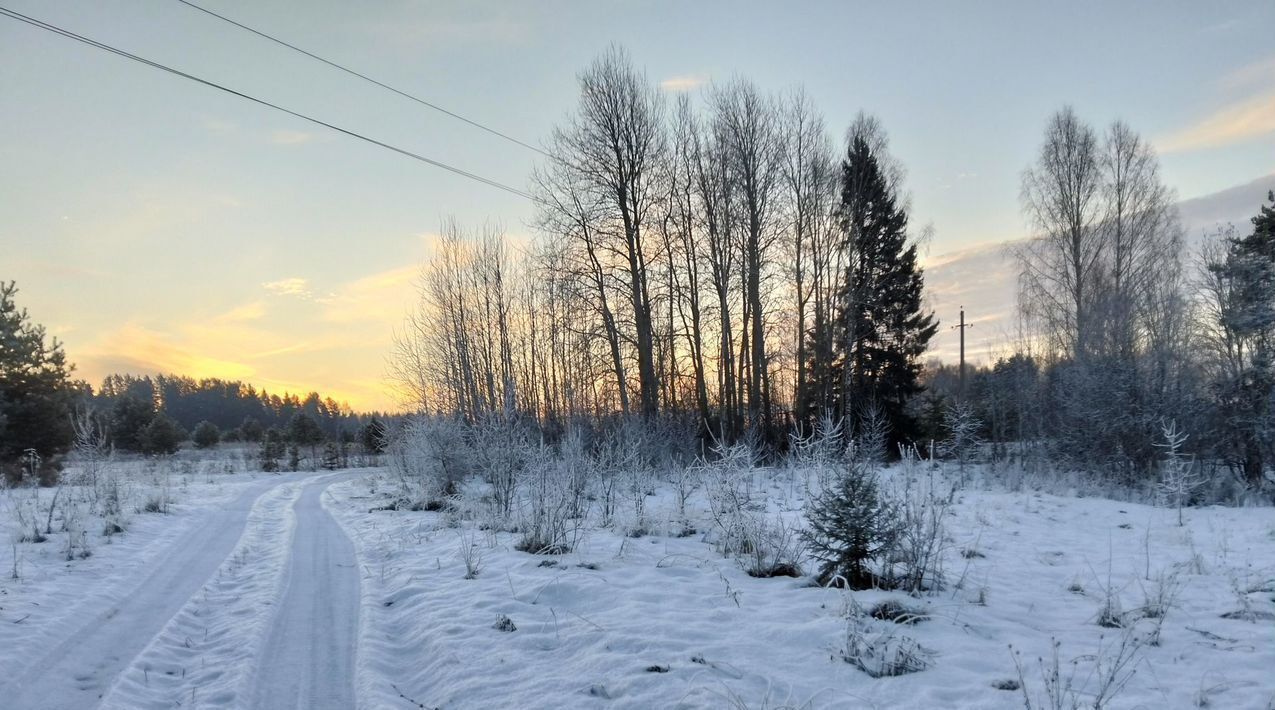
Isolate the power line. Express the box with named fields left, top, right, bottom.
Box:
left=0, top=5, right=532, bottom=199
left=174, top=0, right=549, bottom=157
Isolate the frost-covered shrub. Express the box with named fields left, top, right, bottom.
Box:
left=842, top=599, right=930, bottom=677
left=1154, top=421, right=1204, bottom=525
left=938, top=402, right=983, bottom=481
left=472, top=414, right=533, bottom=520
left=386, top=415, right=473, bottom=510
left=558, top=426, right=592, bottom=520
left=790, top=414, right=847, bottom=494
left=738, top=515, right=805, bottom=578
left=590, top=420, right=646, bottom=527
left=1010, top=632, right=1142, bottom=710
left=515, top=445, right=580, bottom=554
left=703, top=438, right=761, bottom=557
left=885, top=448, right=954, bottom=593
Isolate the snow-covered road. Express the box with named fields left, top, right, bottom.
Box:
left=3, top=472, right=364, bottom=710
left=251, top=478, right=360, bottom=710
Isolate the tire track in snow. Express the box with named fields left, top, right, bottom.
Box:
left=2, top=474, right=310, bottom=710
left=97, top=479, right=306, bottom=709
left=250, top=477, right=360, bottom=710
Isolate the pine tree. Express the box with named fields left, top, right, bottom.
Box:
left=360, top=417, right=387, bottom=454
left=110, top=395, right=155, bottom=453
left=818, top=135, right=937, bottom=449
left=0, top=281, right=79, bottom=482
left=192, top=420, right=221, bottom=449
left=141, top=412, right=184, bottom=456
left=240, top=416, right=264, bottom=443
left=259, top=428, right=285, bottom=472
left=288, top=412, right=325, bottom=470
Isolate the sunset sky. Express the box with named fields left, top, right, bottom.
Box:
left=3, top=1, right=1273, bottom=411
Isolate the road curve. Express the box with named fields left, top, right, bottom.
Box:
left=4, top=474, right=305, bottom=710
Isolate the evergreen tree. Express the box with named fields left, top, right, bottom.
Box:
left=817, top=135, right=937, bottom=449
left=192, top=420, right=221, bottom=449
left=359, top=417, right=387, bottom=454
left=288, top=412, right=325, bottom=469
left=802, top=455, right=896, bottom=588
left=110, top=394, right=155, bottom=453
left=1209, top=191, right=1275, bottom=487
left=259, top=428, right=285, bottom=472
left=141, top=412, right=184, bottom=456
left=0, top=282, right=79, bottom=481
left=321, top=441, right=342, bottom=470
left=240, top=415, right=264, bottom=443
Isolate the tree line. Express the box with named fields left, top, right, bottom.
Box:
left=0, top=301, right=390, bottom=480
left=86, top=373, right=391, bottom=459
left=391, top=48, right=1273, bottom=495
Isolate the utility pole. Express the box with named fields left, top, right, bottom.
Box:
left=951, top=307, right=973, bottom=401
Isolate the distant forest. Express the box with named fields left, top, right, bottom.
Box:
left=91, top=373, right=391, bottom=447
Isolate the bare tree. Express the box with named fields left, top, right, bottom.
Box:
left=536, top=45, right=668, bottom=418
left=710, top=77, right=784, bottom=436
left=782, top=88, right=835, bottom=428
left=1019, top=106, right=1105, bottom=361
left=1096, top=121, right=1182, bottom=361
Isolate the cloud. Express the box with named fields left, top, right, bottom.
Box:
left=1220, top=55, right=1275, bottom=93
left=263, top=277, right=314, bottom=298
left=270, top=130, right=325, bottom=146
left=320, top=264, right=418, bottom=325
left=214, top=301, right=266, bottom=323
left=1156, top=91, right=1275, bottom=153
left=660, top=74, right=709, bottom=92
left=73, top=261, right=429, bottom=411
left=201, top=116, right=236, bottom=135
left=367, top=13, right=528, bottom=50
left=80, top=322, right=257, bottom=383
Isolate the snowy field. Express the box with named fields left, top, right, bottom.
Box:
left=1, top=453, right=1271, bottom=709
left=327, top=461, right=1275, bottom=710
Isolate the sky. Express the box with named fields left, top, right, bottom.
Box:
left=2, top=1, right=1274, bottom=411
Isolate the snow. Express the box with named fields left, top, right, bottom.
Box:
left=0, top=462, right=361, bottom=709
left=325, top=465, right=1275, bottom=709
left=1, top=456, right=1271, bottom=709
left=252, top=476, right=360, bottom=709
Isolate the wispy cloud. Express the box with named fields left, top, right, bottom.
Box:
left=214, top=301, right=266, bottom=323
left=320, top=264, right=418, bottom=324
left=367, top=14, right=528, bottom=50
left=660, top=74, right=709, bottom=92
left=263, top=277, right=314, bottom=298
left=1220, top=55, right=1275, bottom=93
left=1157, top=91, right=1275, bottom=153
left=270, top=130, right=326, bottom=146
left=81, top=322, right=257, bottom=383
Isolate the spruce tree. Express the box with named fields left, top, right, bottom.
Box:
left=0, top=282, right=78, bottom=481
left=820, top=135, right=937, bottom=449
left=1211, top=191, right=1275, bottom=487
left=803, top=455, right=896, bottom=588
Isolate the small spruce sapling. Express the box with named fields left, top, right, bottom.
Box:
left=803, top=444, right=896, bottom=588
left=1155, top=421, right=1203, bottom=526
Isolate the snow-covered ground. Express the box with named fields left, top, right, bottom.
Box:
left=327, top=464, right=1275, bottom=710
left=0, top=458, right=365, bottom=710
left=2, top=455, right=1271, bottom=709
